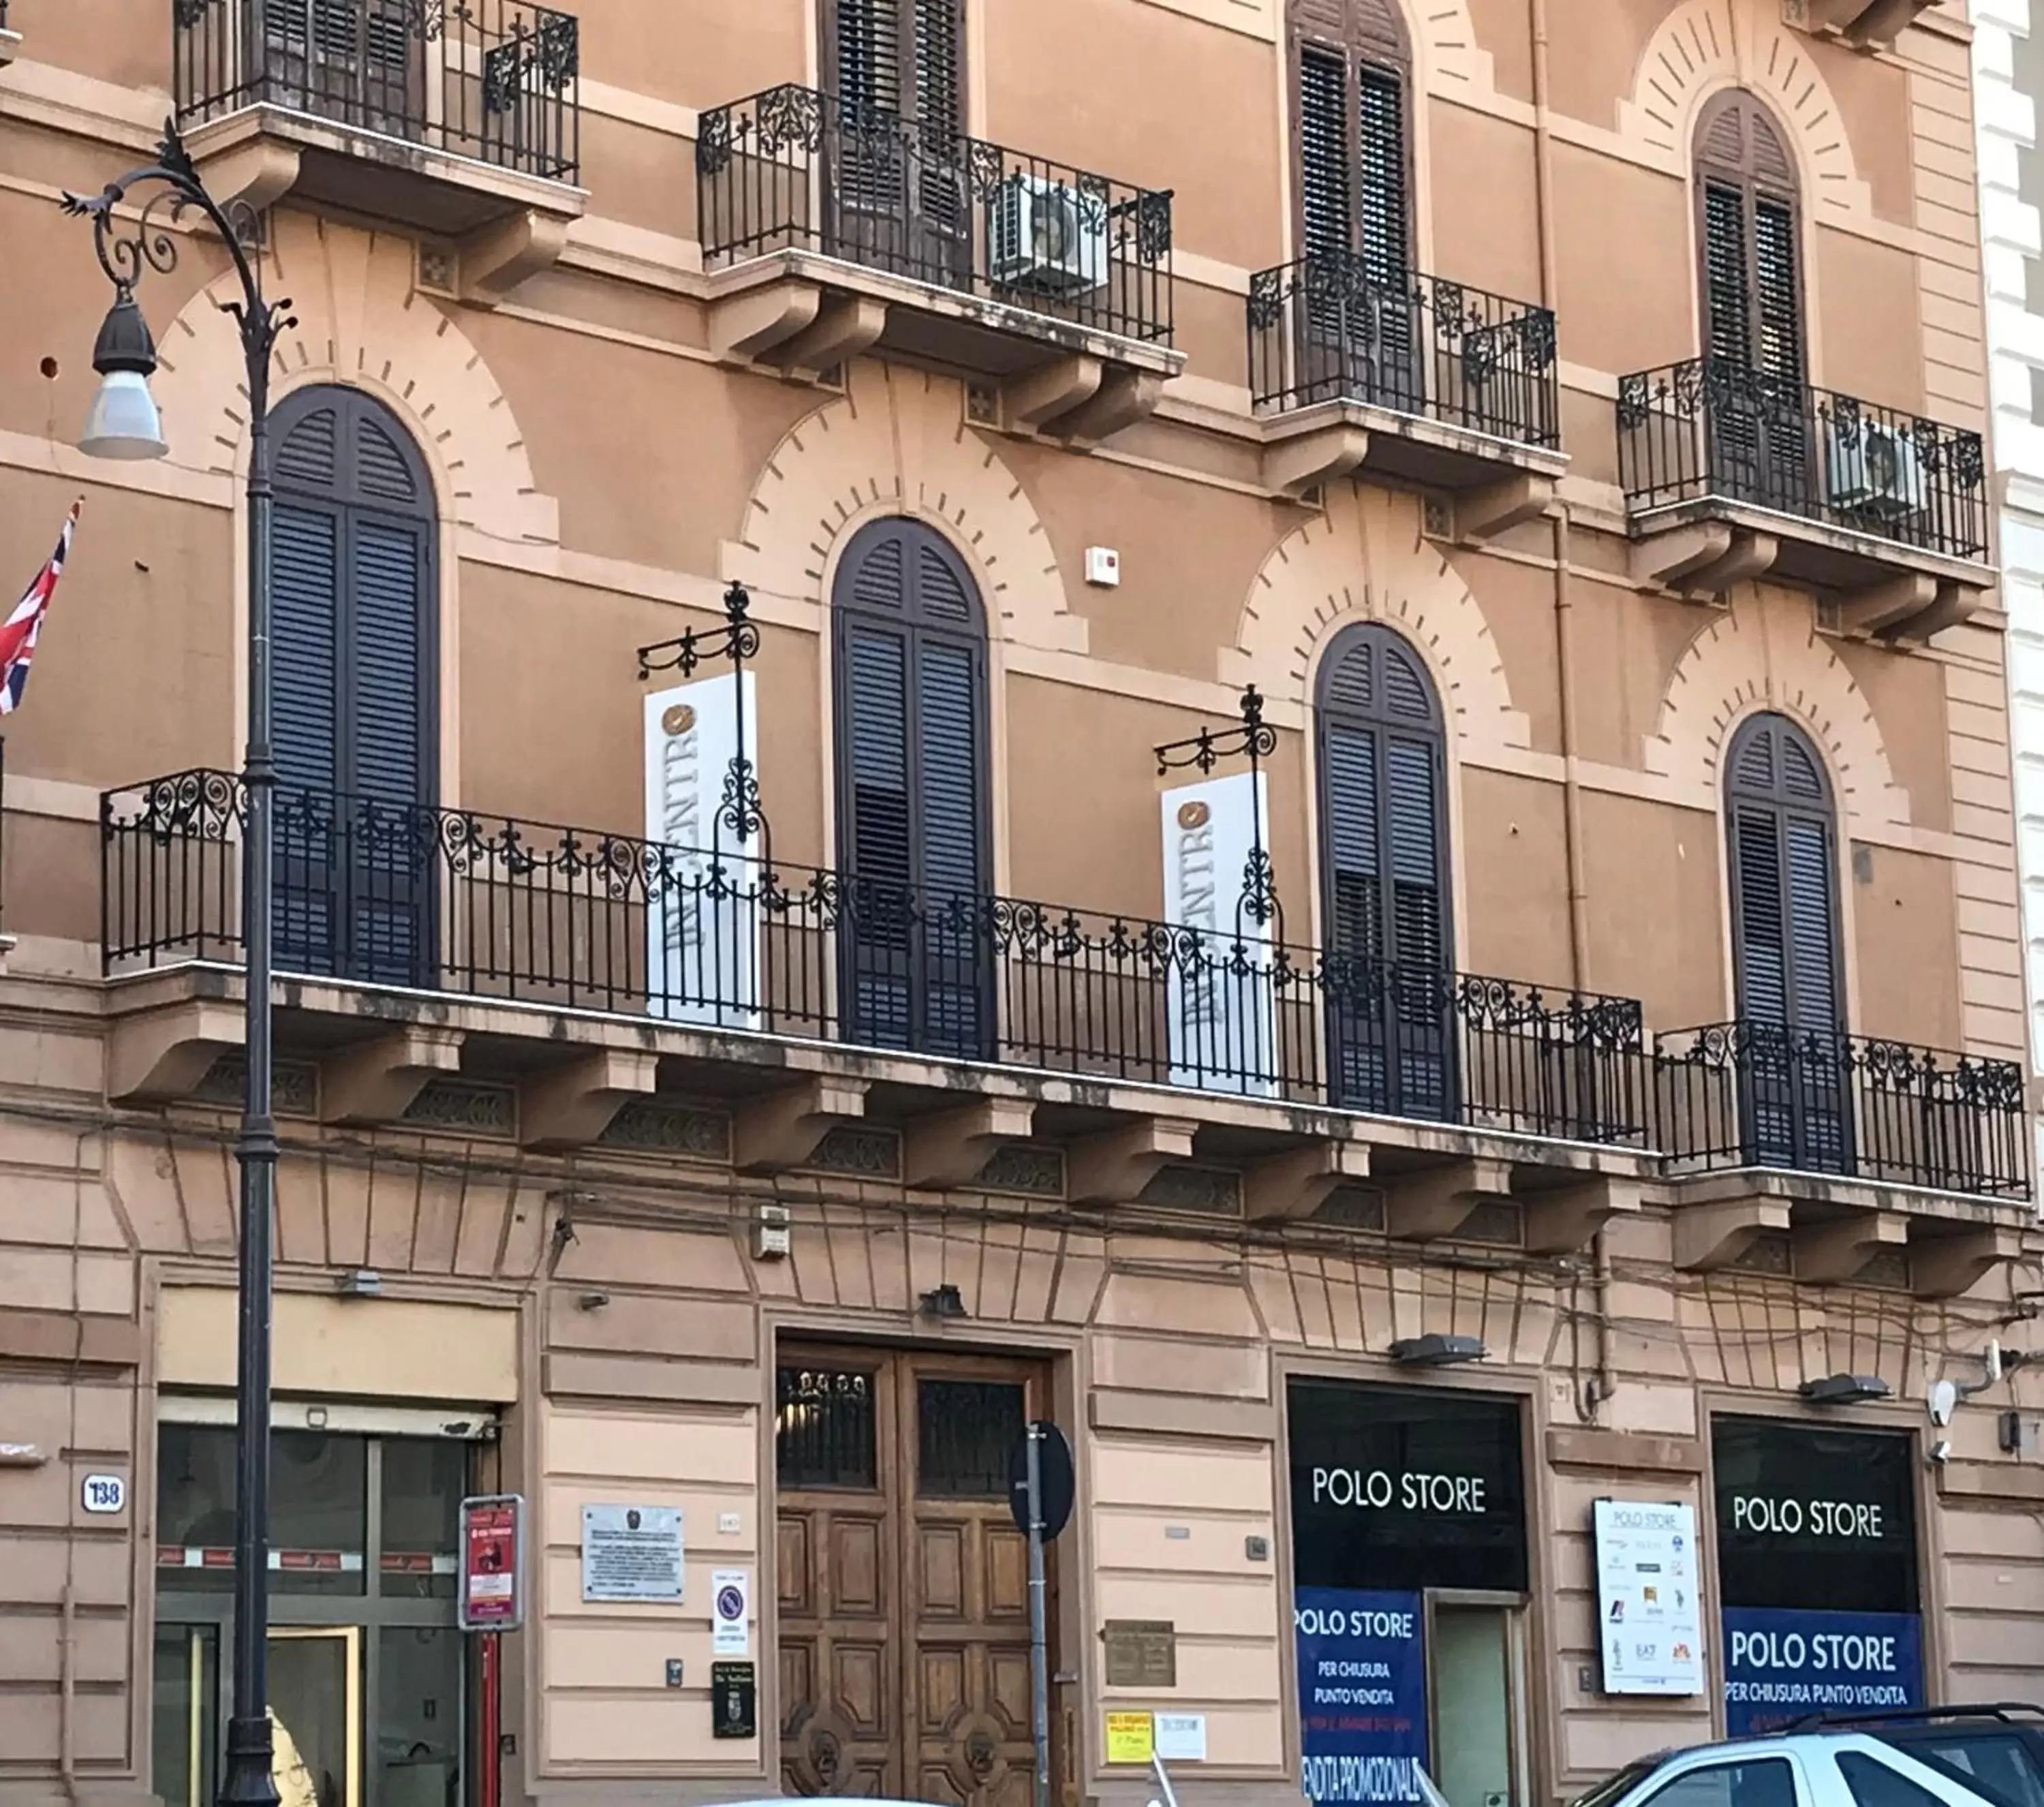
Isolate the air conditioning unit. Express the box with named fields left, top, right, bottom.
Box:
left=989, top=173, right=1107, bottom=295
left=1825, top=416, right=1927, bottom=518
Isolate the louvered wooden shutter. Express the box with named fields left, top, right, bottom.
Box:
left=833, top=0, right=902, bottom=114
left=1696, top=92, right=1803, bottom=379
left=1726, top=715, right=1839, bottom=1031
left=1701, top=181, right=1751, bottom=365
left=1354, top=64, right=1408, bottom=290
left=833, top=521, right=989, bottom=1057
left=1752, top=198, right=1801, bottom=382
left=1316, top=624, right=1451, bottom=1118
left=1299, top=48, right=1351, bottom=263
left=269, top=388, right=435, bottom=985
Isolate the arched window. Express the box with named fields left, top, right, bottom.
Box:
left=1694, top=91, right=1803, bottom=380
left=1724, top=713, right=1840, bottom=1030
left=1724, top=712, right=1848, bottom=1169
left=831, top=517, right=991, bottom=1057
left=1288, top=0, right=1416, bottom=405
left=1315, top=623, right=1452, bottom=1115
left=1290, top=0, right=1412, bottom=283
left=269, top=385, right=437, bottom=986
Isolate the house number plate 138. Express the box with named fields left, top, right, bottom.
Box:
left=80, top=1474, right=126, bottom=1515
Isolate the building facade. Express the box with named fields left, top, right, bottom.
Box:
left=1976, top=0, right=2044, bottom=1179
left=1, top=4, right=2043, bottom=1807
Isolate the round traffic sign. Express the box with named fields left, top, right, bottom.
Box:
left=1006, top=1421, right=1075, bottom=1543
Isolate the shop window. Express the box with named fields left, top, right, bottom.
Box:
left=1639, top=1762, right=1797, bottom=1807
left=151, top=1423, right=469, bottom=1807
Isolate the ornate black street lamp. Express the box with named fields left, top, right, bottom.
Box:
left=1155, top=682, right=1282, bottom=935
left=65, top=119, right=294, bottom=1807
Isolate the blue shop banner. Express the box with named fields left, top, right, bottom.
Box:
left=1295, top=1587, right=1429, bottom=1806
left=1721, top=1607, right=1923, bottom=1735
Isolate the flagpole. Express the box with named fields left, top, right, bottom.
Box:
left=65, top=124, right=293, bottom=1807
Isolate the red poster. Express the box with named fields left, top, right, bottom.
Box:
left=460, top=1496, right=523, bottom=1631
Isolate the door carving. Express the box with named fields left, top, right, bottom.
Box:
left=777, top=1349, right=1046, bottom=1805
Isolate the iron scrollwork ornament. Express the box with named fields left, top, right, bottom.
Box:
left=61, top=116, right=294, bottom=392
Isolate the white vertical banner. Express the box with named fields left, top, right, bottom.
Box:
left=1160, top=771, right=1277, bottom=1097
left=643, top=673, right=761, bottom=1030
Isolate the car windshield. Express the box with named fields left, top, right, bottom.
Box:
left=1570, top=1759, right=1667, bottom=1807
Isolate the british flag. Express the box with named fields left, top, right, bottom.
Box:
left=0, top=501, right=80, bottom=715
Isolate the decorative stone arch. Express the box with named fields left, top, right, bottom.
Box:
left=1404, top=0, right=1496, bottom=99
left=1222, top=484, right=1530, bottom=760
left=1645, top=602, right=1910, bottom=830
left=148, top=211, right=557, bottom=545
left=724, top=360, right=1085, bottom=654
left=1617, top=0, right=1874, bottom=223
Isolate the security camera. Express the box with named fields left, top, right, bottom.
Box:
left=1929, top=1380, right=1957, bottom=1427
left=1927, top=1438, right=1952, bottom=1467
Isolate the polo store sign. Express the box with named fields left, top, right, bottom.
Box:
left=1288, top=1380, right=1528, bottom=1806
left=1712, top=1417, right=1923, bottom=1734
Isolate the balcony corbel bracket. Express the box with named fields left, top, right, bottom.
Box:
left=903, top=1098, right=1038, bottom=1190
left=1382, top=1156, right=1513, bottom=1244
left=734, top=1075, right=869, bottom=1175
left=520, top=1048, right=660, bottom=1151
left=1244, top=1139, right=1372, bottom=1222
left=1521, top=1173, right=1643, bottom=1257
left=1263, top=422, right=1371, bottom=499
left=320, top=1026, right=465, bottom=1126
left=1910, top=1226, right=2030, bottom=1301
left=186, top=125, right=303, bottom=218
left=1004, top=354, right=1104, bottom=433
left=1672, top=1196, right=1791, bottom=1273
left=459, top=208, right=571, bottom=309
left=108, top=997, right=247, bottom=1104
left=1793, top=1210, right=1909, bottom=1286
left=1805, top=0, right=1934, bottom=48
left=1633, top=522, right=1779, bottom=598
left=1457, top=472, right=1555, bottom=546
left=1067, top=1117, right=1198, bottom=1207
left=771, top=294, right=888, bottom=379
left=709, top=280, right=825, bottom=362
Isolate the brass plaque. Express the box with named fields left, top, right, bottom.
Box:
left=1102, top=1619, right=1177, bottom=1688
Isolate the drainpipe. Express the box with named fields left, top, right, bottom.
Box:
left=1530, top=0, right=1615, bottom=1414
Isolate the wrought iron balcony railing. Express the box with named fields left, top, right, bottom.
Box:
left=1246, top=253, right=1559, bottom=446
left=696, top=84, right=1174, bottom=347
left=1656, top=1019, right=2028, bottom=1199
left=172, top=0, right=580, bottom=183
left=103, top=771, right=1643, bottom=1145
left=1616, top=358, right=1988, bottom=561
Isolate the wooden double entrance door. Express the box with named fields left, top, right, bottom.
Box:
left=776, top=1346, right=1047, bottom=1805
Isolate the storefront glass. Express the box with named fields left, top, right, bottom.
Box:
left=1288, top=1380, right=1530, bottom=1807
left=151, top=1423, right=468, bottom=1807
left=1711, top=1417, right=1922, bottom=1734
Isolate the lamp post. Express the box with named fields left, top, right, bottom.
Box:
left=65, top=119, right=293, bottom=1807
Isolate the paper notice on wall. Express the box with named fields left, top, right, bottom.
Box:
left=1104, top=1713, right=1155, bottom=1765
left=643, top=672, right=761, bottom=1030
left=1154, top=1714, right=1207, bottom=1761
left=1159, top=771, right=1277, bottom=1098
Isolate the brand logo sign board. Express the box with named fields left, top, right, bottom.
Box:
left=1159, top=771, right=1275, bottom=1097
left=1593, top=1500, right=1703, bottom=1696
left=643, top=672, right=760, bottom=1030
